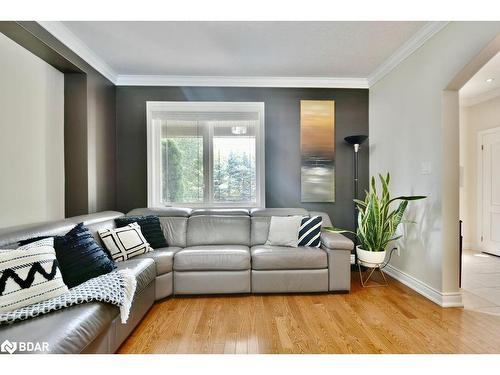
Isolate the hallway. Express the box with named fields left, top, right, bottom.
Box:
left=462, top=249, right=500, bottom=314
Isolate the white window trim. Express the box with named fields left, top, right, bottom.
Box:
left=147, top=101, right=265, bottom=208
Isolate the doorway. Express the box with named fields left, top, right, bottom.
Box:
left=459, top=58, right=500, bottom=313
left=477, top=127, right=500, bottom=256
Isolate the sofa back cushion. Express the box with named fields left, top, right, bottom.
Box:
left=250, top=208, right=310, bottom=246
left=0, top=211, right=123, bottom=250
left=187, top=215, right=250, bottom=246
left=115, top=216, right=167, bottom=248
left=84, top=219, right=118, bottom=249
left=127, top=208, right=190, bottom=248
left=250, top=216, right=271, bottom=246
left=159, top=217, right=188, bottom=248
left=250, top=208, right=309, bottom=217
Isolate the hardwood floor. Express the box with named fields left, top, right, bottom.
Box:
left=118, top=273, right=500, bottom=354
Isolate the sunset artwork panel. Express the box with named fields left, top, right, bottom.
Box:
left=300, top=100, right=335, bottom=202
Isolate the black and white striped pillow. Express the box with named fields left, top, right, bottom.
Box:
left=98, top=223, right=152, bottom=262
left=298, top=216, right=323, bottom=247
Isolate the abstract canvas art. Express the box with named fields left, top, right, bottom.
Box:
left=300, top=100, right=335, bottom=202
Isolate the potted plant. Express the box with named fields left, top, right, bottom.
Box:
left=324, top=173, right=426, bottom=267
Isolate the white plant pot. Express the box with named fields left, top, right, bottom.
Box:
left=356, top=246, right=386, bottom=267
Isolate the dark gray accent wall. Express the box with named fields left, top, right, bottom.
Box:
left=64, top=73, right=88, bottom=216
left=116, top=87, right=368, bottom=230
left=0, top=22, right=117, bottom=217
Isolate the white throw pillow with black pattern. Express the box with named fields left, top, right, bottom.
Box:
left=0, top=238, right=69, bottom=313
left=98, top=222, right=152, bottom=262
left=298, top=216, right=323, bottom=247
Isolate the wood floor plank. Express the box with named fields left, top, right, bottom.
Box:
left=118, top=274, right=500, bottom=354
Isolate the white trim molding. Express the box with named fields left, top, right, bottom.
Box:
left=368, top=21, right=450, bottom=87
left=146, top=101, right=266, bottom=208
left=462, top=242, right=481, bottom=251
left=476, top=126, right=500, bottom=254
left=383, top=264, right=463, bottom=308
left=116, top=75, right=369, bottom=88
left=37, top=21, right=118, bottom=84
left=36, top=21, right=449, bottom=90
left=461, top=87, right=500, bottom=107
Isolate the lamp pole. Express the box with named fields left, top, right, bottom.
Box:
left=344, top=135, right=368, bottom=242
left=353, top=142, right=361, bottom=230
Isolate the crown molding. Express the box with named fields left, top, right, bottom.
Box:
left=36, top=21, right=445, bottom=90
left=368, top=21, right=450, bottom=87
left=37, top=21, right=118, bottom=84
left=461, top=86, right=500, bottom=107
left=115, top=75, right=369, bottom=88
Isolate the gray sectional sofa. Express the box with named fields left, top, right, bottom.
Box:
left=0, top=207, right=353, bottom=353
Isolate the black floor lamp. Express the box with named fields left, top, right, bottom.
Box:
left=344, top=135, right=368, bottom=258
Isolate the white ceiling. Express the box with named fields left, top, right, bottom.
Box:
left=61, top=21, right=425, bottom=78
left=460, top=51, right=500, bottom=105
left=36, top=21, right=452, bottom=87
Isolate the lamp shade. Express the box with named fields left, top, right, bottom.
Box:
left=344, top=135, right=368, bottom=145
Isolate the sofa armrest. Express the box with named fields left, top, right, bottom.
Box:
left=320, top=231, right=353, bottom=292
left=320, top=231, right=354, bottom=251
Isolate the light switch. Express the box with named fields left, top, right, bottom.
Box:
left=420, top=162, right=432, bottom=175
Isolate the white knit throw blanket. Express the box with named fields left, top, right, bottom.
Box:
left=0, top=269, right=137, bottom=326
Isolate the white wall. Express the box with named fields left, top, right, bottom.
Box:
left=370, top=22, right=500, bottom=304
left=460, top=95, right=500, bottom=249
left=0, top=33, right=65, bottom=228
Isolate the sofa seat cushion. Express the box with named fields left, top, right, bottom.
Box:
left=174, top=245, right=250, bottom=271
left=251, top=245, right=328, bottom=270
left=114, top=258, right=156, bottom=293
left=0, top=301, right=118, bottom=353
left=132, top=247, right=182, bottom=275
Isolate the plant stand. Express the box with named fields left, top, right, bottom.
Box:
left=357, top=261, right=388, bottom=287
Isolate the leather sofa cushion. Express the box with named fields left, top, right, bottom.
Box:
left=187, top=215, right=250, bottom=246
left=159, top=217, right=188, bottom=248
left=250, top=216, right=271, bottom=246
left=115, top=258, right=156, bottom=293
left=115, top=216, right=167, bottom=248
left=70, top=212, right=124, bottom=249
left=128, top=207, right=192, bottom=217
left=133, top=247, right=182, bottom=275
left=308, top=211, right=333, bottom=227
left=0, top=221, right=76, bottom=249
left=174, top=245, right=251, bottom=271
left=0, top=301, right=118, bottom=353
left=250, top=208, right=309, bottom=217
left=251, top=245, right=328, bottom=270
left=191, top=208, right=250, bottom=216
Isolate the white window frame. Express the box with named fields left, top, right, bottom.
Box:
left=147, top=101, right=265, bottom=208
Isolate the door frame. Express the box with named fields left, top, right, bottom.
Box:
left=476, top=126, right=500, bottom=252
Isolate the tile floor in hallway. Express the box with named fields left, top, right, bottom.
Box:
left=462, top=248, right=500, bottom=314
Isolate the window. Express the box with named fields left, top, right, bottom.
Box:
left=147, top=102, right=265, bottom=208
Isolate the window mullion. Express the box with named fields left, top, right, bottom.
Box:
left=202, top=121, right=211, bottom=205
left=207, top=121, right=214, bottom=206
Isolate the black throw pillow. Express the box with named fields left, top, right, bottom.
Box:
left=115, top=215, right=168, bottom=249
left=18, top=223, right=116, bottom=288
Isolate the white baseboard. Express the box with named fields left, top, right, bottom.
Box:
left=463, top=242, right=480, bottom=251
left=383, top=264, right=463, bottom=308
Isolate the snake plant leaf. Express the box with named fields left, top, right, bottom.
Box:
left=388, top=195, right=427, bottom=204
left=334, top=172, right=426, bottom=252
left=322, top=226, right=356, bottom=235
